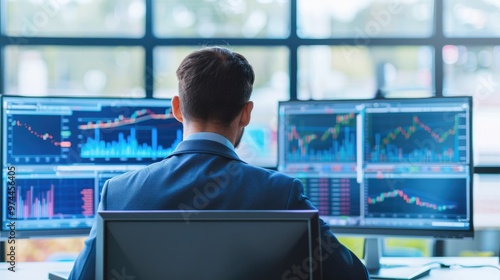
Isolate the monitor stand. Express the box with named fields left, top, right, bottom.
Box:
left=364, top=238, right=433, bottom=280
left=48, top=271, right=70, bottom=280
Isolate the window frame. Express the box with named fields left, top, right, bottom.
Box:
left=0, top=0, right=497, bottom=173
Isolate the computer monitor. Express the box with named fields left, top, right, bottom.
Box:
left=0, top=96, right=183, bottom=239
left=278, top=97, right=473, bottom=278
left=96, top=210, right=321, bottom=280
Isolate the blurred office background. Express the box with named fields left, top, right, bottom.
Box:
left=1, top=0, right=500, bottom=261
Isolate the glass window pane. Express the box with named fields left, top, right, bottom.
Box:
left=9, top=237, right=85, bottom=261
left=444, top=0, right=500, bottom=37
left=298, top=0, right=434, bottom=38
left=5, top=0, right=145, bottom=37
left=473, top=174, right=500, bottom=228
left=154, top=46, right=289, bottom=167
left=154, top=0, right=290, bottom=38
left=443, top=45, right=500, bottom=165
left=5, top=46, right=145, bottom=97
left=298, top=46, right=433, bottom=100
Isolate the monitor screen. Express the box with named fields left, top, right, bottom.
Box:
left=0, top=96, right=183, bottom=239
left=278, top=97, right=473, bottom=238
left=96, top=210, right=321, bottom=280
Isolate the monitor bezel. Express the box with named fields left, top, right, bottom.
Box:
left=277, top=96, right=474, bottom=239
left=96, top=210, right=321, bottom=280
left=0, top=94, right=178, bottom=166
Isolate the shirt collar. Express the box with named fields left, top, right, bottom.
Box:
left=184, top=132, right=234, bottom=151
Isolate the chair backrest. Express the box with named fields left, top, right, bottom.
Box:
left=95, top=210, right=322, bottom=280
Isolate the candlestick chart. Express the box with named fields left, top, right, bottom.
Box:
left=365, top=178, right=467, bottom=218
left=284, top=113, right=357, bottom=163
left=5, top=114, right=72, bottom=164
left=365, top=112, right=467, bottom=163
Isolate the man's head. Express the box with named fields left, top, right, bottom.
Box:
left=172, top=47, right=255, bottom=147
left=175, top=46, right=254, bottom=125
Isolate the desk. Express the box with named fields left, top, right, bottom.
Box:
left=0, top=261, right=73, bottom=280
left=0, top=257, right=498, bottom=279
left=380, top=257, right=500, bottom=279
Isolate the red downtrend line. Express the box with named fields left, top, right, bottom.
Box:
left=381, top=115, right=457, bottom=148
left=78, top=108, right=174, bottom=130
left=367, top=189, right=456, bottom=211
left=13, top=121, right=71, bottom=147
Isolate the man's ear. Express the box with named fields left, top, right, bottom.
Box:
left=239, top=101, right=253, bottom=127
left=171, top=96, right=183, bottom=123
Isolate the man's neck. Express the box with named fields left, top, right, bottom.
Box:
left=182, top=122, right=238, bottom=146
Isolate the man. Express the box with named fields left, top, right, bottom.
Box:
left=69, top=46, right=370, bottom=279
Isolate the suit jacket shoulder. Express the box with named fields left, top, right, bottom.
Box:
left=103, top=139, right=306, bottom=211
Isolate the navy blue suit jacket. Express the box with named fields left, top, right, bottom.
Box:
left=69, top=139, right=369, bottom=280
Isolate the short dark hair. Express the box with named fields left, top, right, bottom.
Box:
left=176, top=46, right=255, bottom=126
